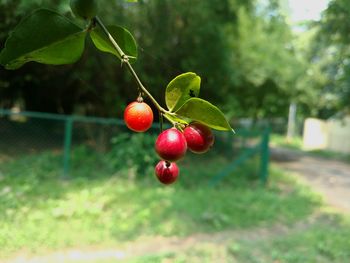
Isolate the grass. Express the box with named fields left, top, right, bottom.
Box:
left=270, top=134, right=303, bottom=151
left=0, top=145, right=321, bottom=260
left=228, top=214, right=350, bottom=263
left=122, top=214, right=350, bottom=263
left=271, top=134, right=350, bottom=163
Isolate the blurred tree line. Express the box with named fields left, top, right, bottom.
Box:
left=301, top=0, right=350, bottom=119
left=0, top=0, right=348, bottom=121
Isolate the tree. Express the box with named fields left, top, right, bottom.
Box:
left=225, top=2, right=304, bottom=119
left=301, top=0, right=350, bottom=118
left=1, top=0, right=306, bottom=123
left=0, top=1, right=234, bottom=131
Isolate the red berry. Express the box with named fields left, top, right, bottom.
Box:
left=155, top=128, right=187, bottom=162
left=183, top=122, right=214, bottom=154
left=124, top=101, right=153, bottom=132
left=155, top=161, right=179, bottom=185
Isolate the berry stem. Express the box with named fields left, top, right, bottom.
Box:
left=94, top=16, right=167, bottom=115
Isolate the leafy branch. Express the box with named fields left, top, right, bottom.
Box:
left=0, top=5, right=234, bottom=132
left=93, top=16, right=167, bottom=115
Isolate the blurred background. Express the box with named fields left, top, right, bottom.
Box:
left=0, top=0, right=350, bottom=262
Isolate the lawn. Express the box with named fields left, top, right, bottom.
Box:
left=0, top=136, right=349, bottom=262
left=271, top=133, right=350, bottom=163
left=123, top=213, right=350, bottom=263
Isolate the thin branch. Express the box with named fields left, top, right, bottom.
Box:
left=94, top=16, right=167, bottom=114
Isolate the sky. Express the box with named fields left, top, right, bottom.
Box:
left=287, top=0, right=330, bottom=22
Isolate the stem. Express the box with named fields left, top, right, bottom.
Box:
left=94, top=16, right=167, bottom=114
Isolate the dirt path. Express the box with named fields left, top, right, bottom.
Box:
left=272, top=147, right=350, bottom=213
left=5, top=212, right=324, bottom=263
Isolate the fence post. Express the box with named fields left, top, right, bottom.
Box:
left=259, top=127, right=270, bottom=184
left=62, top=117, right=74, bottom=178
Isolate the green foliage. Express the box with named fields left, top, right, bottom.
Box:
left=0, top=0, right=317, bottom=121
left=299, top=0, right=350, bottom=117
left=0, top=3, right=233, bottom=130
left=70, top=0, right=98, bottom=20
left=176, top=98, right=232, bottom=131
left=0, top=8, right=139, bottom=68
left=231, top=5, right=304, bottom=119
left=90, top=25, right=138, bottom=63
left=0, top=9, right=86, bottom=69
left=237, top=7, right=301, bottom=89
left=320, top=0, right=350, bottom=44
left=163, top=72, right=232, bottom=131
left=165, top=72, right=200, bottom=112
left=107, top=132, right=158, bottom=176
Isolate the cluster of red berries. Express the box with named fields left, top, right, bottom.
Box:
left=124, top=101, right=214, bottom=185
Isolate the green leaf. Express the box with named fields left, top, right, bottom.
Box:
left=165, top=72, right=201, bottom=112
left=90, top=25, right=138, bottom=63
left=175, top=98, right=233, bottom=131
left=164, top=113, right=189, bottom=125
left=0, top=9, right=86, bottom=70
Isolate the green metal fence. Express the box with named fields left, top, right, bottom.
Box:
left=0, top=109, right=269, bottom=184
left=209, top=128, right=270, bottom=186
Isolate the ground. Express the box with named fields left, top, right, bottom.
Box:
left=0, top=212, right=322, bottom=262
left=4, top=211, right=349, bottom=263
left=1, top=144, right=350, bottom=262
left=272, top=147, right=350, bottom=213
